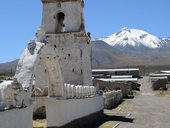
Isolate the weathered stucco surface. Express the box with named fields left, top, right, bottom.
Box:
left=46, top=96, right=103, bottom=127
left=15, top=41, right=45, bottom=94
left=42, top=33, right=92, bottom=85
left=42, top=1, right=84, bottom=33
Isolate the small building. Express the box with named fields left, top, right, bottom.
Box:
left=92, top=68, right=140, bottom=78
left=149, top=73, right=170, bottom=81
left=160, top=71, right=170, bottom=74
left=97, top=78, right=138, bottom=83
left=111, top=75, right=133, bottom=79
left=93, top=79, right=140, bottom=98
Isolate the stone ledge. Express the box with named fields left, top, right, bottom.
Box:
left=45, top=32, right=89, bottom=38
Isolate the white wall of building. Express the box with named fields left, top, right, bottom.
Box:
left=0, top=105, right=33, bottom=128
left=46, top=96, right=103, bottom=127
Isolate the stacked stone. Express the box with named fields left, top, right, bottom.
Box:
left=103, top=90, right=123, bottom=109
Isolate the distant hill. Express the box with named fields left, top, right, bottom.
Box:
left=0, top=59, right=18, bottom=75
left=91, top=40, right=132, bottom=68
left=93, top=28, right=170, bottom=68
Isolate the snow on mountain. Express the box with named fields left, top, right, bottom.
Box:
left=97, top=27, right=165, bottom=48
left=161, top=37, right=170, bottom=47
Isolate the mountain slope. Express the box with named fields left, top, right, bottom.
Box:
left=93, top=28, right=170, bottom=68
left=91, top=40, right=132, bottom=68
left=92, top=41, right=170, bottom=68
left=0, top=59, right=18, bottom=74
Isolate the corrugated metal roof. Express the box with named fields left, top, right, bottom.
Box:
left=150, top=77, right=168, bottom=80
left=97, top=78, right=138, bottom=82
left=149, top=74, right=170, bottom=76
left=160, top=71, right=170, bottom=74
left=111, top=75, right=133, bottom=78
left=92, top=68, right=139, bottom=72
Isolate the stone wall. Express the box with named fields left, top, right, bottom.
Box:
left=33, top=84, right=98, bottom=118
left=93, top=79, right=133, bottom=98
left=150, top=78, right=168, bottom=90
left=103, top=90, right=123, bottom=109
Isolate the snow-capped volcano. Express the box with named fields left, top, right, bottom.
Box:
left=97, top=27, right=164, bottom=48
left=92, top=28, right=170, bottom=68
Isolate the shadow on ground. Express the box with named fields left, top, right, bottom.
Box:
left=87, top=114, right=134, bottom=128
left=125, top=95, right=134, bottom=99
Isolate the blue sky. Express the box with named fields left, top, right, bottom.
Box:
left=0, top=0, right=170, bottom=63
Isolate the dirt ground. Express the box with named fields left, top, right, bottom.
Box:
left=116, top=76, right=170, bottom=128
left=33, top=119, right=46, bottom=128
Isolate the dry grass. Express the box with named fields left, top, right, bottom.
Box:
left=156, top=90, right=170, bottom=97
left=33, top=119, right=46, bottom=128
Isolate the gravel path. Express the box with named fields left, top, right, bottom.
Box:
left=117, top=76, right=170, bottom=128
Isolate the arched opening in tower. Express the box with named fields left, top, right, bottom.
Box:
left=56, top=12, right=65, bottom=33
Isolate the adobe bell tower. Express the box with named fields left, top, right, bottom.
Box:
left=38, top=0, right=92, bottom=85
left=41, top=0, right=85, bottom=33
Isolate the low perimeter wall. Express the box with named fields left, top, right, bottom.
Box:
left=46, top=96, right=104, bottom=128
left=0, top=104, right=33, bottom=128
left=151, top=79, right=168, bottom=90
left=103, top=90, right=123, bottom=109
